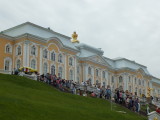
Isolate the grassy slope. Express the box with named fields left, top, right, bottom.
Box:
left=0, top=74, right=147, bottom=120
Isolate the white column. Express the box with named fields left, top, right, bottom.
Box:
left=74, top=56, right=77, bottom=82
left=23, top=40, right=30, bottom=67
left=82, top=63, right=87, bottom=82
left=39, top=45, right=43, bottom=74
left=123, top=73, right=128, bottom=91
left=108, top=73, right=110, bottom=86
left=100, top=69, right=102, bottom=87
left=64, top=53, right=67, bottom=80
left=92, top=66, right=95, bottom=85
left=85, top=64, right=88, bottom=82
left=150, top=80, right=153, bottom=96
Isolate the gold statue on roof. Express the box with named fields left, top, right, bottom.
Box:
left=71, top=31, right=79, bottom=43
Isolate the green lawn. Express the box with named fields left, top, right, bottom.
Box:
left=0, top=74, right=147, bottom=120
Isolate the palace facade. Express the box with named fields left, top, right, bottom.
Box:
left=0, top=22, right=160, bottom=98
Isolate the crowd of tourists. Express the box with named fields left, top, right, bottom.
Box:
left=114, top=90, right=141, bottom=113
left=36, top=73, right=142, bottom=114
left=13, top=70, right=154, bottom=115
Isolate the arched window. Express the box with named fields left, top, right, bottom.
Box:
left=135, top=87, right=138, bottom=95
left=58, top=67, right=63, bottom=78
left=139, top=89, right=142, bottom=95
left=88, top=67, right=91, bottom=75
left=58, top=54, right=63, bottom=63
left=139, top=79, right=141, bottom=85
left=142, top=80, right=144, bottom=86
left=31, top=45, right=36, bottom=55
left=103, top=71, right=105, bottom=78
left=16, top=59, right=21, bottom=69
left=5, top=60, right=10, bottom=71
left=51, top=65, right=55, bottom=75
left=135, top=78, right=137, bottom=84
left=6, top=44, right=11, bottom=53
left=17, top=46, right=21, bottom=55
left=119, top=76, right=123, bottom=83
left=96, top=69, right=99, bottom=76
left=112, top=76, right=114, bottom=83
left=43, top=49, right=48, bottom=59
left=69, top=57, right=73, bottom=66
left=43, top=63, right=48, bottom=75
left=69, top=70, right=73, bottom=80
left=51, top=51, right=55, bottom=61
left=128, top=76, right=131, bottom=82
left=31, top=59, right=36, bottom=69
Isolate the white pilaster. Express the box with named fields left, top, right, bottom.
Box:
left=23, top=40, right=30, bottom=67
left=100, top=69, right=102, bottom=87
left=64, top=53, right=67, bottom=79
left=39, top=45, right=43, bottom=74
left=92, top=66, right=95, bottom=85
left=74, top=56, right=77, bottom=82
left=123, top=73, right=128, bottom=91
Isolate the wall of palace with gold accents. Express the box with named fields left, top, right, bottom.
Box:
left=0, top=22, right=160, bottom=98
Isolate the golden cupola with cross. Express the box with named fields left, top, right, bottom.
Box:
left=71, top=31, right=79, bottom=43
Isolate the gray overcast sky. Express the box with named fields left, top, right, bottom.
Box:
left=0, top=0, right=160, bottom=78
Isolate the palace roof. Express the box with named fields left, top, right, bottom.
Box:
left=1, top=22, right=78, bottom=50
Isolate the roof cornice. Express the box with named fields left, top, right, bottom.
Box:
left=14, top=33, right=79, bottom=53
left=0, top=33, right=14, bottom=40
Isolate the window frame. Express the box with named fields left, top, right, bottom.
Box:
left=43, top=49, right=48, bottom=59
left=31, top=59, right=36, bottom=69
left=31, top=45, right=36, bottom=56
left=51, top=51, right=56, bottom=61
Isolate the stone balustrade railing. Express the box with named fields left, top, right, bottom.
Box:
left=148, top=111, right=160, bottom=120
